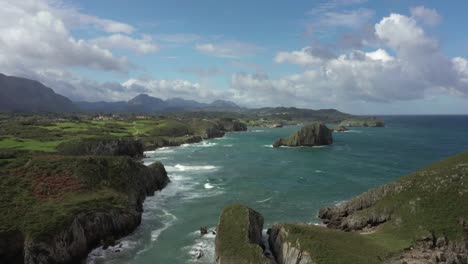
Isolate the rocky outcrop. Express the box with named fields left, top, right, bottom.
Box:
left=333, top=125, right=348, bottom=132
left=57, top=137, right=144, bottom=158
left=269, top=225, right=314, bottom=264
left=215, top=204, right=270, bottom=264
left=142, top=135, right=202, bottom=151
left=388, top=231, right=468, bottom=264
left=273, top=123, right=332, bottom=148
left=339, top=118, right=384, bottom=127
left=0, top=157, right=169, bottom=264
left=216, top=119, right=248, bottom=132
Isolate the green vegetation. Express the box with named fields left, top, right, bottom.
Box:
left=348, top=151, right=468, bottom=241
left=0, top=155, right=166, bottom=238
left=275, top=151, right=468, bottom=263
left=215, top=204, right=269, bottom=264
left=277, top=223, right=409, bottom=264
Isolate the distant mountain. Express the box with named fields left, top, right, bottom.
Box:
left=0, top=74, right=349, bottom=119
left=208, top=100, right=241, bottom=110
left=0, top=73, right=77, bottom=112
left=77, top=93, right=242, bottom=113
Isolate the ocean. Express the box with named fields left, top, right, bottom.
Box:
left=87, top=115, right=468, bottom=264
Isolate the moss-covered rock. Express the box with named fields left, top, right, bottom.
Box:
left=215, top=204, right=270, bottom=264
left=0, top=156, right=169, bottom=264
left=57, top=137, right=144, bottom=158
left=273, top=123, right=332, bottom=148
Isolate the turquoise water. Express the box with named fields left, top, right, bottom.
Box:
left=88, top=116, right=468, bottom=264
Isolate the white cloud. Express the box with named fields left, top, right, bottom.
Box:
left=234, top=11, right=468, bottom=108
left=318, top=8, right=375, bottom=29
left=275, top=47, right=325, bottom=65
left=195, top=41, right=261, bottom=58
left=410, top=6, right=442, bottom=26
left=0, top=4, right=129, bottom=71
left=91, top=34, right=159, bottom=54
left=0, top=0, right=160, bottom=76
left=365, top=49, right=394, bottom=62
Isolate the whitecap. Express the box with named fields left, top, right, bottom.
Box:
left=204, top=183, right=214, bottom=189
left=166, top=164, right=219, bottom=172
left=251, top=129, right=265, bottom=133
left=263, top=144, right=273, bottom=148
left=150, top=209, right=177, bottom=242
left=184, top=227, right=217, bottom=263
left=344, top=130, right=362, bottom=133
left=256, top=197, right=272, bottom=203
left=315, top=170, right=324, bottom=173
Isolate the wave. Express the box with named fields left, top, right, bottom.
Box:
left=263, top=144, right=273, bottom=148
left=251, top=129, right=265, bottom=133
left=256, top=197, right=272, bottom=203
left=184, top=227, right=217, bottom=263
left=204, top=183, right=215, bottom=189
left=150, top=209, right=177, bottom=242
left=315, top=170, right=324, bottom=173
left=166, top=164, right=219, bottom=172
left=223, top=144, right=233, bottom=147
left=343, top=130, right=362, bottom=133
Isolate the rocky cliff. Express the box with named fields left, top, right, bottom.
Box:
left=0, top=156, right=169, bottom=264
left=269, top=225, right=314, bottom=264
left=57, top=137, right=144, bottom=158
left=215, top=204, right=271, bottom=264
left=273, top=123, right=332, bottom=148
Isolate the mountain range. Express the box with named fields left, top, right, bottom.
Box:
left=0, top=73, right=241, bottom=113
left=0, top=73, right=350, bottom=120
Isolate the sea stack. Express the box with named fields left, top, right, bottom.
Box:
left=273, top=123, right=333, bottom=148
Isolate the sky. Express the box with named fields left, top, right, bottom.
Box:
left=1, top=0, right=468, bottom=114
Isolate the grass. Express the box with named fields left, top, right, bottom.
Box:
left=0, top=137, right=66, bottom=152
left=278, top=224, right=408, bottom=264
left=216, top=204, right=269, bottom=264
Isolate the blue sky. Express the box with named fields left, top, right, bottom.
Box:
left=1, top=0, right=468, bottom=114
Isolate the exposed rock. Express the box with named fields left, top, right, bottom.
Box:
left=339, top=118, right=385, bottom=127
left=143, top=135, right=202, bottom=151
left=333, top=125, right=348, bottom=132
left=269, top=225, right=315, bottom=264
left=215, top=204, right=270, bottom=264
left=57, top=137, right=144, bottom=158
left=272, top=123, right=332, bottom=148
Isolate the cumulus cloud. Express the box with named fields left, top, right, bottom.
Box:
left=195, top=41, right=262, bottom=58
left=410, top=6, right=442, bottom=26
left=275, top=47, right=335, bottom=65
left=90, top=34, right=159, bottom=54
left=0, top=0, right=159, bottom=75
left=231, top=11, right=468, bottom=107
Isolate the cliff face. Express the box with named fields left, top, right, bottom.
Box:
left=57, top=137, right=144, bottom=158
left=0, top=157, right=169, bottom=264
left=273, top=123, right=332, bottom=148
left=215, top=204, right=270, bottom=264
left=269, top=225, right=314, bottom=264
